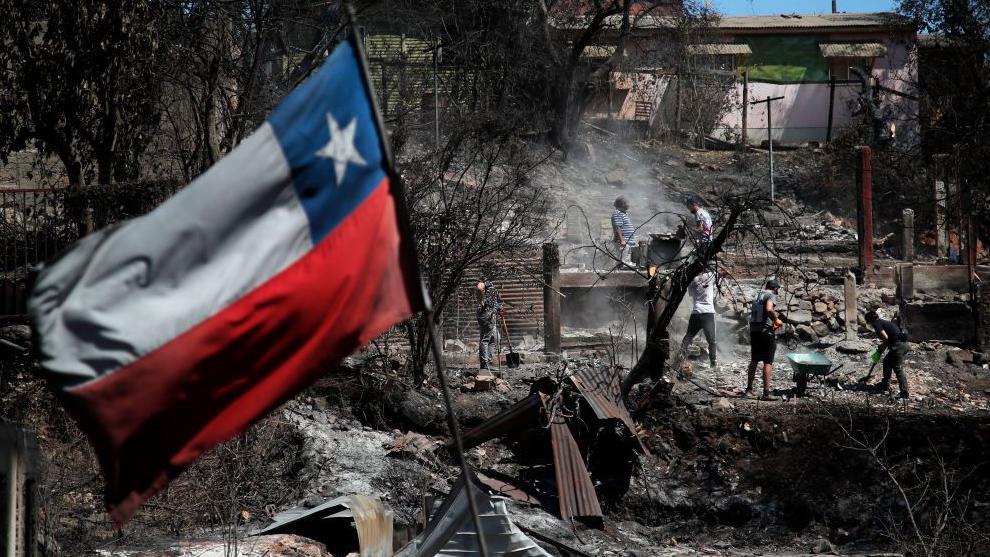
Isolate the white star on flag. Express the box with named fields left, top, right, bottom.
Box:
left=315, top=113, right=367, bottom=186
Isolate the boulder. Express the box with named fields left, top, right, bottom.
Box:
left=813, top=301, right=828, bottom=314
left=606, top=169, right=626, bottom=185
left=796, top=324, right=818, bottom=342
left=811, top=321, right=831, bottom=338
left=836, top=339, right=873, bottom=354
left=786, top=310, right=814, bottom=325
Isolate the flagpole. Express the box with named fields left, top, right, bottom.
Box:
left=344, top=6, right=491, bottom=557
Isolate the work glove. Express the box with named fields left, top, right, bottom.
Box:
left=870, top=350, right=881, bottom=365
left=773, top=318, right=783, bottom=331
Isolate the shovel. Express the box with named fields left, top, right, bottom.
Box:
left=500, top=315, right=521, bottom=368
left=858, top=360, right=880, bottom=384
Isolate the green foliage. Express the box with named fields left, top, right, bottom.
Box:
left=0, top=1, right=165, bottom=185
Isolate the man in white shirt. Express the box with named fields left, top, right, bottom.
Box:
left=680, top=266, right=718, bottom=367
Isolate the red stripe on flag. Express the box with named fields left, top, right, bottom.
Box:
left=61, top=179, right=416, bottom=524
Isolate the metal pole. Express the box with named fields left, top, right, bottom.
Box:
left=425, top=313, right=491, bottom=557
left=433, top=41, right=440, bottom=153
left=345, top=6, right=489, bottom=556
left=767, top=101, right=774, bottom=202
left=741, top=71, right=748, bottom=147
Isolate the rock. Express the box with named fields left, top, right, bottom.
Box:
left=580, top=141, right=596, bottom=162
left=881, top=290, right=897, bottom=305
left=827, top=317, right=840, bottom=331
left=812, top=538, right=837, bottom=554
left=396, top=390, right=442, bottom=428
left=946, top=349, right=976, bottom=368
left=711, top=397, right=733, bottom=411
left=811, top=321, right=830, bottom=337
left=786, top=310, right=814, bottom=325
left=444, top=339, right=467, bottom=353
left=798, top=299, right=813, bottom=311
left=813, top=301, right=828, bottom=314
left=796, top=324, right=819, bottom=342
left=836, top=339, right=873, bottom=354
left=606, top=169, right=626, bottom=185
left=685, top=159, right=701, bottom=169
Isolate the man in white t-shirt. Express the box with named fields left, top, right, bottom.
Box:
left=680, top=267, right=718, bottom=367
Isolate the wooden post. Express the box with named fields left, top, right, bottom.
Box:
left=741, top=71, right=749, bottom=146
left=902, top=208, right=915, bottom=261
left=897, top=263, right=915, bottom=301
left=934, top=179, right=947, bottom=259
left=1, top=425, right=38, bottom=557
left=674, top=71, right=682, bottom=140
left=856, top=146, right=874, bottom=275
left=826, top=77, right=836, bottom=144
left=844, top=271, right=857, bottom=340
left=542, top=243, right=561, bottom=354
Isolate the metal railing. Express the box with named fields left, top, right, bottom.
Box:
left=0, top=182, right=180, bottom=317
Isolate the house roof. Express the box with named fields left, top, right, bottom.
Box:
left=687, top=43, right=753, bottom=55
left=716, top=12, right=913, bottom=33
left=819, top=42, right=887, bottom=57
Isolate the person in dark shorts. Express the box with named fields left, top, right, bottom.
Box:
left=865, top=310, right=910, bottom=398
left=746, top=279, right=783, bottom=400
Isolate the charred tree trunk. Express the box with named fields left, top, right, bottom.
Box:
left=621, top=206, right=744, bottom=401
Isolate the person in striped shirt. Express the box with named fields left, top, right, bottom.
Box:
left=611, top=196, right=636, bottom=265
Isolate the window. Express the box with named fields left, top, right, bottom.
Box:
left=828, top=57, right=873, bottom=80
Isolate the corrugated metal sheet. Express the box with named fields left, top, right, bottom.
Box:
left=717, top=12, right=910, bottom=31
left=397, top=474, right=552, bottom=557
left=459, top=394, right=542, bottom=451
left=549, top=417, right=603, bottom=523
left=443, top=255, right=544, bottom=342
left=686, top=43, right=752, bottom=56
left=569, top=365, right=648, bottom=454
left=819, top=42, right=887, bottom=58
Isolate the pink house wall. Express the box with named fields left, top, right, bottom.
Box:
left=714, top=34, right=918, bottom=144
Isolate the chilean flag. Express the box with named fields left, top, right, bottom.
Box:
left=28, top=38, right=426, bottom=524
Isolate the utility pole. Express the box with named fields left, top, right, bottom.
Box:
left=432, top=41, right=441, bottom=152
left=750, top=95, right=784, bottom=202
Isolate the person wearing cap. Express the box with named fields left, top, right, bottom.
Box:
left=611, top=196, right=636, bottom=266
left=476, top=280, right=503, bottom=370
left=686, top=197, right=713, bottom=256
left=746, top=278, right=783, bottom=400
left=865, top=310, right=910, bottom=398
left=680, top=265, right=719, bottom=368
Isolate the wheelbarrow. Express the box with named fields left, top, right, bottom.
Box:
left=786, top=352, right=844, bottom=397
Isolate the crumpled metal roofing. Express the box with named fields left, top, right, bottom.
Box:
left=460, top=393, right=541, bottom=451
left=686, top=43, right=753, bottom=56
left=549, top=416, right=603, bottom=523
left=568, top=364, right=648, bottom=453
left=398, top=475, right=552, bottom=557
left=819, top=42, right=888, bottom=58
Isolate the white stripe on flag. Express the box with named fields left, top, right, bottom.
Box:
left=30, top=123, right=312, bottom=384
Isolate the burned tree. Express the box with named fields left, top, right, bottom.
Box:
left=401, top=134, right=552, bottom=379
left=0, top=1, right=166, bottom=186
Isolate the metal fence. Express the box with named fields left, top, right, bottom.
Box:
left=0, top=182, right=180, bottom=318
